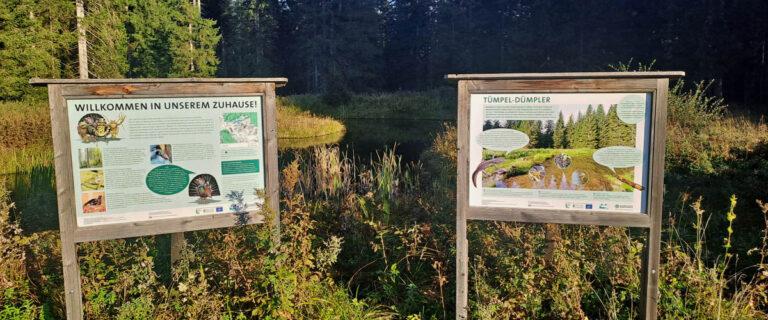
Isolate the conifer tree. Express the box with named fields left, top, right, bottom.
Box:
left=85, top=0, right=129, bottom=78
left=601, top=104, right=636, bottom=146
left=0, top=0, right=76, bottom=99
left=577, top=112, right=599, bottom=148
left=552, top=112, right=567, bottom=148
left=565, top=115, right=575, bottom=148
left=594, top=104, right=607, bottom=147
left=527, top=120, right=542, bottom=147
left=169, top=0, right=221, bottom=77
left=218, top=0, right=280, bottom=77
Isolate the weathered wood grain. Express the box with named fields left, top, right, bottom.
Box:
left=467, top=207, right=651, bottom=228
left=39, top=79, right=286, bottom=319
left=170, top=232, right=184, bottom=264
left=451, top=72, right=679, bottom=320
left=30, top=77, right=288, bottom=85
left=49, top=84, right=84, bottom=320
left=467, top=78, right=659, bottom=92
left=640, top=78, right=669, bottom=319
left=263, top=82, right=281, bottom=242
left=73, top=213, right=265, bottom=242
left=455, top=80, right=470, bottom=320
left=446, top=71, right=685, bottom=80
left=59, top=82, right=268, bottom=97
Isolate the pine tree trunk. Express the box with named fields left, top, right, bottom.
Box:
left=76, top=0, right=88, bottom=79
left=189, top=0, right=196, bottom=72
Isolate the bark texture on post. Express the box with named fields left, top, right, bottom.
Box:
left=75, top=0, right=88, bottom=79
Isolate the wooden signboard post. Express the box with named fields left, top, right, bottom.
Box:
left=446, top=72, right=684, bottom=319
left=30, top=78, right=286, bottom=320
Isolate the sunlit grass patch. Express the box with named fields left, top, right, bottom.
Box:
left=0, top=143, right=53, bottom=174
left=277, top=97, right=346, bottom=139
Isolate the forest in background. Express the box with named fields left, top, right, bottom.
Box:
left=482, top=104, right=635, bottom=149
left=2, top=0, right=768, bottom=111
left=2, top=0, right=768, bottom=318
left=207, top=0, right=768, bottom=108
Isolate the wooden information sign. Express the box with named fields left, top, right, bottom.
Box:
left=446, top=72, right=684, bottom=319
left=30, top=78, right=286, bottom=320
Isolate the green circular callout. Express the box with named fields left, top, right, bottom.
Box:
left=617, top=94, right=646, bottom=124
left=477, top=128, right=530, bottom=152
left=145, top=165, right=195, bottom=195
left=592, top=146, right=643, bottom=169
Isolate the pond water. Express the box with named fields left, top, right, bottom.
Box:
left=2, top=118, right=450, bottom=233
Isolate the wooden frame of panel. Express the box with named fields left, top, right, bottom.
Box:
left=447, top=72, right=683, bottom=320
left=31, top=78, right=286, bottom=320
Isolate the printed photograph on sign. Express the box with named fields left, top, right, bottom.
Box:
left=66, top=96, right=266, bottom=227
left=468, top=93, right=651, bottom=213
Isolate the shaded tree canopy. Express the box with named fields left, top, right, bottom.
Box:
left=204, top=0, right=768, bottom=110
left=1, top=0, right=766, bottom=110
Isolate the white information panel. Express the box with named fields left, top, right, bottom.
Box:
left=67, top=96, right=265, bottom=226
left=468, top=93, right=651, bottom=213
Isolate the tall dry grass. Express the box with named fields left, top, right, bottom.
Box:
left=0, top=101, right=53, bottom=174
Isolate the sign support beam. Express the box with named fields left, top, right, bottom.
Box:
left=33, top=78, right=286, bottom=320
left=448, top=72, right=681, bottom=320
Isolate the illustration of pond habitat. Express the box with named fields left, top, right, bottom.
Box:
left=479, top=105, right=640, bottom=192
left=220, top=112, right=259, bottom=144
left=481, top=149, right=635, bottom=192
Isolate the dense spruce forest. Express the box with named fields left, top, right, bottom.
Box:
left=2, top=0, right=768, bottom=110
left=210, top=0, right=768, bottom=107
left=2, top=1, right=768, bottom=319
left=482, top=105, right=636, bottom=149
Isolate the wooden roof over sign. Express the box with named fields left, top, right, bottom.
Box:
left=29, top=77, right=288, bottom=86
left=445, top=71, right=685, bottom=80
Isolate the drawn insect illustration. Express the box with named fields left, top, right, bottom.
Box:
left=108, top=114, right=126, bottom=139
left=188, top=174, right=221, bottom=202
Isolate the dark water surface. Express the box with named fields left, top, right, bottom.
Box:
left=3, top=118, right=450, bottom=233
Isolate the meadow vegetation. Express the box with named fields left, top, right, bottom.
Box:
left=1, top=81, right=768, bottom=319
left=285, top=88, right=456, bottom=120
left=0, top=99, right=345, bottom=173
left=276, top=98, right=346, bottom=141
left=0, top=101, right=52, bottom=174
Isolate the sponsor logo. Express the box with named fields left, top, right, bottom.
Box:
left=585, top=204, right=593, bottom=209
left=216, top=206, right=224, bottom=213
left=565, top=202, right=573, bottom=209
left=599, top=203, right=608, bottom=209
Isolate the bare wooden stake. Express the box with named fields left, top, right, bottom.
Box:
left=170, top=232, right=185, bottom=264
left=455, top=80, right=470, bottom=320
left=49, top=84, right=84, bottom=320
left=640, top=78, right=669, bottom=319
